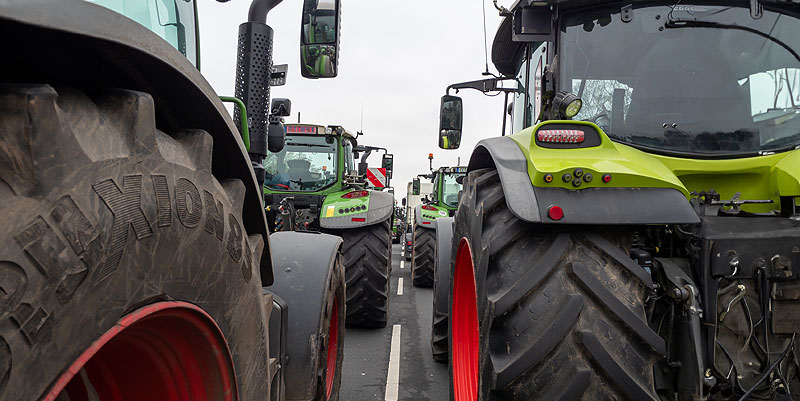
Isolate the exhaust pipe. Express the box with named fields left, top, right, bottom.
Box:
left=234, top=0, right=284, bottom=188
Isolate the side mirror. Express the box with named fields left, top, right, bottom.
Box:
left=439, top=95, right=463, bottom=149
left=300, top=0, right=341, bottom=78
left=412, top=178, right=420, bottom=196
left=382, top=154, right=394, bottom=178
left=268, top=122, right=285, bottom=153
left=402, top=197, right=406, bottom=207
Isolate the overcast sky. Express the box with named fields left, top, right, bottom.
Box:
left=197, top=0, right=508, bottom=197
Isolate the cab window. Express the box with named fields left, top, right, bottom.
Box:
left=87, top=0, right=198, bottom=66
left=342, top=138, right=356, bottom=175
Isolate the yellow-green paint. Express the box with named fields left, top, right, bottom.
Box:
left=320, top=189, right=370, bottom=218
left=509, top=120, right=800, bottom=213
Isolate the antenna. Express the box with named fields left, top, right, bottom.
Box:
left=297, top=112, right=300, bottom=123
left=360, top=101, right=364, bottom=132
left=481, top=0, right=491, bottom=76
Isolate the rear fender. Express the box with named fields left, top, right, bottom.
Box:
left=415, top=204, right=448, bottom=228
left=469, top=136, right=699, bottom=225
left=267, top=231, right=343, bottom=400
left=433, top=217, right=454, bottom=317
left=320, top=189, right=393, bottom=229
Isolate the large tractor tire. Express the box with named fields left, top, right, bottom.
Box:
left=269, top=231, right=346, bottom=401
left=449, top=169, right=665, bottom=401
left=412, top=224, right=435, bottom=288
left=330, top=220, right=391, bottom=328
left=431, top=217, right=454, bottom=364
left=0, top=85, right=272, bottom=400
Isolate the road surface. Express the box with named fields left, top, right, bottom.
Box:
left=339, top=244, right=449, bottom=401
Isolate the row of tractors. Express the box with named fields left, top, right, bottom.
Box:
left=5, top=0, right=800, bottom=400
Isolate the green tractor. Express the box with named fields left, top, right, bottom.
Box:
left=410, top=166, right=466, bottom=288
left=263, top=123, right=395, bottom=328
left=0, top=0, right=348, bottom=400
left=438, top=1, right=800, bottom=400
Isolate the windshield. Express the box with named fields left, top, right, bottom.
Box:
left=441, top=173, right=463, bottom=207
left=87, top=0, right=197, bottom=66
left=264, top=135, right=338, bottom=192
left=558, top=5, right=800, bottom=156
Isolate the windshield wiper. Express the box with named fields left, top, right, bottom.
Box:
left=761, top=132, right=800, bottom=153
left=664, top=19, right=800, bottom=64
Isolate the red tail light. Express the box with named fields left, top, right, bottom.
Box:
left=342, top=190, right=369, bottom=199
left=407, top=241, right=412, bottom=245
left=537, top=129, right=584, bottom=143
left=351, top=217, right=366, bottom=222
left=421, top=205, right=436, bottom=211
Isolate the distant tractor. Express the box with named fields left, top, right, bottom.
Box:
left=263, top=124, right=395, bottom=328
left=438, top=1, right=800, bottom=400
left=410, top=166, right=466, bottom=288
left=0, top=0, right=348, bottom=400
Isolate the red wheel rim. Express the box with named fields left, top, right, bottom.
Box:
left=325, top=297, right=340, bottom=399
left=44, top=301, right=237, bottom=401
left=452, top=238, right=478, bottom=401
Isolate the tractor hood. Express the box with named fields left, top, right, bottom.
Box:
left=509, top=121, right=800, bottom=214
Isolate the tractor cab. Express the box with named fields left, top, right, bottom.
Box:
left=432, top=166, right=466, bottom=211
left=263, top=124, right=355, bottom=192
left=443, top=0, right=800, bottom=213
left=521, top=3, right=800, bottom=156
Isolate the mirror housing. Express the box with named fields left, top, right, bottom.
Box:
left=382, top=154, right=394, bottom=178
left=270, top=98, right=292, bottom=117
left=412, top=178, right=421, bottom=196
left=401, top=197, right=406, bottom=207
left=267, top=122, right=285, bottom=153
left=439, top=95, right=463, bottom=149
left=300, top=0, right=341, bottom=78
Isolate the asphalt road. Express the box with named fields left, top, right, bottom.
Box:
left=339, top=244, right=449, bottom=401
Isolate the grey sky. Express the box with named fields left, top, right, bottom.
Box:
left=197, top=0, right=508, bottom=199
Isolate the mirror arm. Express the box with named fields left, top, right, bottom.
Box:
left=248, top=0, right=283, bottom=22
left=446, top=77, right=517, bottom=95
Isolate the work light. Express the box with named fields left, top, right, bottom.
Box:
left=553, top=91, right=583, bottom=119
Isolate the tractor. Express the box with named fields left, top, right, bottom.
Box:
left=0, top=0, right=348, bottom=400
left=410, top=166, right=466, bottom=288
left=437, top=1, right=800, bottom=400
left=263, top=123, right=395, bottom=328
